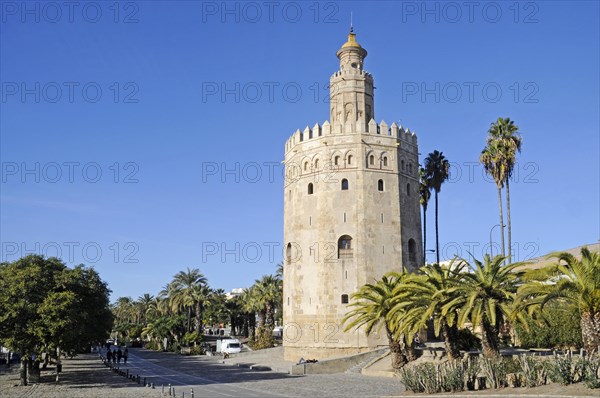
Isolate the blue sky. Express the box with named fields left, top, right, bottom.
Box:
left=1, top=1, right=598, bottom=301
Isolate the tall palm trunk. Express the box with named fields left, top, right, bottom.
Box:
left=480, top=319, right=500, bottom=358
left=257, top=310, right=265, bottom=329
left=496, top=186, right=505, bottom=256
left=422, top=206, right=427, bottom=264
left=441, top=320, right=461, bottom=360
left=265, top=303, right=273, bottom=328
left=19, top=358, right=28, bottom=386
left=435, top=191, right=440, bottom=264
left=505, top=179, right=512, bottom=262
left=581, top=311, right=600, bottom=353
left=195, top=301, right=203, bottom=332
left=187, top=306, right=192, bottom=332
left=386, top=326, right=408, bottom=369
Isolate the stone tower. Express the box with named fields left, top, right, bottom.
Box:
left=282, top=29, right=422, bottom=361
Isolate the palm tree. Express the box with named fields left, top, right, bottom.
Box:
left=419, top=167, right=431, bottom=264
left=192, top=284, right=210, bottom=333
left=486, top=117, right=522, bottom=260
left=344, top=273, right=414, bottom=369
left=169, top=268, right=208, bottom=333
left=394, top=260, right=467, bottom=359
left=424, top=150, right=450, bottom=265
left=113, top=296, right=135, bottom=324
left=275, top=262, right=284, bottom=280
left=480, top=141, right=506, bottom=256
left=136, top=293, right=154, bottom=325
left=517, top=248, right=600, bottom=353
left=450, top=254, right=523, bottom=357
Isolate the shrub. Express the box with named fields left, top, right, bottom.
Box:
left=250, top=326, right=275, bottom=350
left=439, top=361, right=465, bottom=392
left=400, top=361, right=467, bottom=394
left=144, top=340, right=159, bottom=350
left=189, top=346, right=205, bottom=356
left=544, top=355, right=587, bottom=385
left=182, top=332, right=203, bottom=346
left=515, top=302, right=582, bottom=349
left=517, top=355, right=547, bottom=387
left=399, top=366, right=424, bottom=393
left=580, top=353, right=600, bottom=389
left=463, top=357, right=480, bottom=390
left=455, top=328, right=482, bottom=351
left=480, top=357, right=512, bottom=389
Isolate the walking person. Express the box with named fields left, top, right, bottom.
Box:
left=116, top=347, right=123, bottom=364
left=106, top=349, right=112, bottom=364
left=123, top=348, right=128, bottom=364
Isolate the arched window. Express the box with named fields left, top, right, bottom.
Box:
left=334, top=156, right=340, bottom=166
left=341, top=294, right=349, bottom=304
left=383, top=157, right=388, bottom=167
left=409, top=163, right=413, bottom=173
left=401, top=160, right=405, bottom=171
left=341, top=179, right=349, bottom=190
left=347, top=155, right=353, bottom=165
left=286, top=243, right=292, bottom=263
left=314, top=159, right=319, bottom=170
left=406, top=183, right=411, bottom=196
left=408, top=239, right=416, bottom=263
left=338, top=235, right=353, bottom=258
left=303, top=161, right=308, bottom=171
left=378, top=179, right=384, bottom=191
left=308, top=183, right=314, bottom=195
left=369, top=155, right=375, bottom=166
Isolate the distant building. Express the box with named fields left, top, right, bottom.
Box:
left=283, top=28, right=423, bottom=361
left=516, top=241, right=600, bottom=271
left=225, top=288, right=244, bottom=300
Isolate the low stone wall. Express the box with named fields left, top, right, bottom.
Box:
left=291, top=348, right=387, bottom=375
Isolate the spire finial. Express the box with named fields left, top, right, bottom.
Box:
left=350, top=12, right=353, bottom=33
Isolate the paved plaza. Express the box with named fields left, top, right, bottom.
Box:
left=1, top=349, right=597, bottom=397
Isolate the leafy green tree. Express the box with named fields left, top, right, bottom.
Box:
left=517, top=248, right=600, bottom=352
left=514, top=301, right=582, bottom=349
left=450, top=255, right=524, bottom=357
left=486, top=117, right=522, bottom=261
left=424, top=150, right=450, bottom=265
left=344, top=273, right=414, bottom=369
left=0, top=255, right=111, bottom=385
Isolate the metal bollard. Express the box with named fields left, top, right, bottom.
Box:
left=137, top=375, right=140, bottom=384
left=143, top=377, right=146, bottom=386
left=191, top=388, right=194, bottom=398
left=182, top=392, right=185, bottom=398
left=169, top=384, right=172, bottom=396
left=126, top=369, right=129, bottom=377
left=162, top=384, right=164, bottom=394
left=173, top=387, right=176, bottom=396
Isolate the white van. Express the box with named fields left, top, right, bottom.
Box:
left=216, top=339, right=242, bottom=354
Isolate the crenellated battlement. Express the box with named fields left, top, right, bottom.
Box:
left=330, top=69, right=373, bottom=79
left=285, top=119, right=418, bottom=154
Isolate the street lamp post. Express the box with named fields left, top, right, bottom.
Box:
left=424, top=249, right=436, bottom=265
left=489, top=224, right=505, bottom=257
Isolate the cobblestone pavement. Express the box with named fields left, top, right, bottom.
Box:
left=125, top=348, right=404, bottom=397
